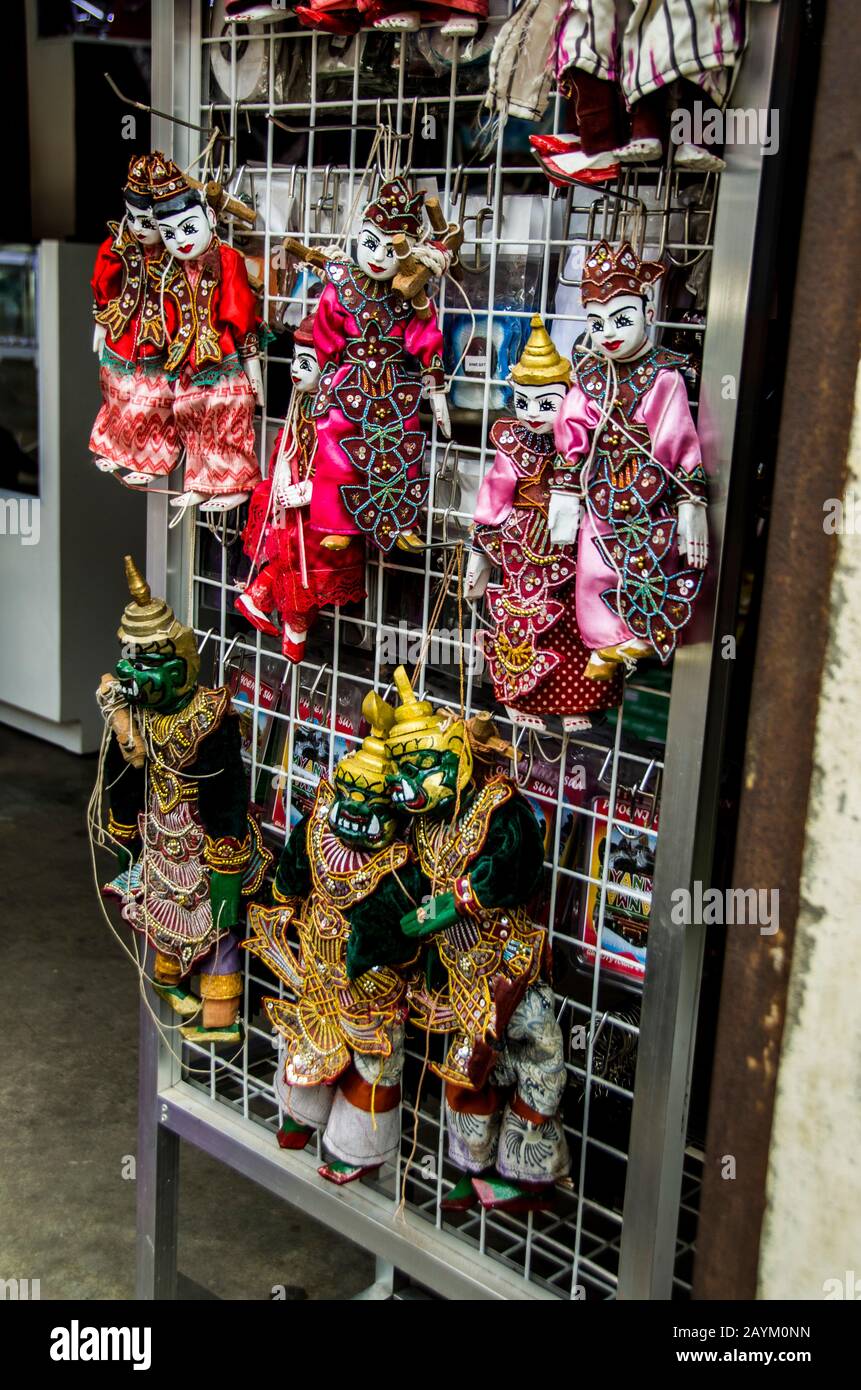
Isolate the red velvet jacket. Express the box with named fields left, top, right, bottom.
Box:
left=91, top=226, right=169, bottom=363
left=159, top=240, right=262, bottom=378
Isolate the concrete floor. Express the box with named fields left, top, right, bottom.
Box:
left=0, top=724, right=373, bottom=1301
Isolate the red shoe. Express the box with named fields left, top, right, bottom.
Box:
left=277, top=1119, right=314, bottom=1151
left=234, top=591, right=280, bottom=638
left=294, top=2, right=360, bottom=33
left=529, top=133, right=620, bottom=188
left=281, top=634, right=306, bottom=664
left=471, top=1174, right=556, bottom=1213
left=318, top=1160, right=382, bottom=1185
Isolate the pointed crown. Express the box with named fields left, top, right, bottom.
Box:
left=581, top=240, right=665, bottom=306
left=123, top=152, right=152, bottom=205
left=117, top=556, right=200, bottom=695
left=336, top=692, right=396, bottom=794
left=149, top=151, right=199, bottom=210
left=387, top=666, right=473, bottom=791
left=364, top=178, right=424, bottom=239
left=510, top=315, right=571, bottom=387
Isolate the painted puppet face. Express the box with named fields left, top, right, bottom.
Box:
left=157, top=204, right=215, bottom=261
left=388, top=744, right=464, bottom=816
left=512, top=381, right=569, bottom=435
left=329, top=776, right=398, bottom=849
left=356, top=222, right=399, bottom=281
left=584, top=294, right=651, bottom=361
left=124, top=202, right=161, bottom=248
left=291, top=349, right=320, bottom=393
left=114, top=648, right=189, bottom=711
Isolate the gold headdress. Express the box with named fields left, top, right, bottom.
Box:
left=117, top=556, right=200, bottom=698
left=387, top=666, right=473, bottom=791
left=336, top=692, right=397, bottom=796
left=510, top=315, right=571, bottom=388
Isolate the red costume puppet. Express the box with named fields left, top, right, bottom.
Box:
left=236, top=310, right=366, bottom=663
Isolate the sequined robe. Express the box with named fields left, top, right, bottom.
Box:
left=309, top=260, right=444, bottom=552
left=473, top=417, right=624, bottom=717
left=554, top=345, right=707, bottom=661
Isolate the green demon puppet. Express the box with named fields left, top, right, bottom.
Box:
left=387, top=666, right=571, bottom=1215
left=243, top=692, right=422, bottom=1185
left=98, top=556, right=270, bottom=1043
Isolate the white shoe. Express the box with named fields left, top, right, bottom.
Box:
left=615, top=136, right=662, bottom=164
left=439, top=15, right=478, bottom=35
left=200, top=492, right=249, bottom=513
left=374, top=11, right=421, bottom=30
left=121, top=470, right=155, bottom=488
left=169, top=490, right=206, bottom=511
left=673, top=141, right=726, bottom=173
left=94, top=455, right=121, bottom=474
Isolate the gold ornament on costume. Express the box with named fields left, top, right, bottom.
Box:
left=118, top=555, right=201, bottom=698
left=335, top=692, right=397, bottom=795
left=387, top=666, right=473, bottom=791
left=510, top=315, right=571, bottom=388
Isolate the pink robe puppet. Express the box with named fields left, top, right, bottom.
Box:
left=236, top=310, right=367, bottom=663
left=309, top=178, right=448, bottom=554
left=467, top=317, right=623, bottom=731
left=553, top=241, right=708, bottom=676
left=149, top=153, right=266, bottom=514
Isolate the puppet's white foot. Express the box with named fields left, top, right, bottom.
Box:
left=94, top=455, right=121, bottom=474
left=615, top=136, right=662, bottom=164
left=374, top=11, right=421, bottom=30
left=122, top=470, right=156, bottom=487
left=439, top=15, right=478, bottom=35
left=169, top=490, right=206, bottom=511
left=200, top=493, right=249, bottom=513
left=562, top=714, right=592, bottom=732
left=673, top=141, right=726, bottom=173
left=505, top=706, right=547, bottom=732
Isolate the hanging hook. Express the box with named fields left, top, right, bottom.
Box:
left=104, top=72, right=223, bottom=142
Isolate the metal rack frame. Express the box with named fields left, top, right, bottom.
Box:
left=135, top=0, right=784, bottom=1300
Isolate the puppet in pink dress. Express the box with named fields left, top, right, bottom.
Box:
left=552, top=241, right=708, bottom=678
left=309, top=178, right=448, bottom=555
left=466, top=316, right=623, bottom=730
left=235, top=311, right=366, bottom=663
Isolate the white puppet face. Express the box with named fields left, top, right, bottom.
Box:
left=584, top=294, right=651, bottom=361
left=157, top=203, right=215, bottom=261
left=512, top=381, right=569, bottom=435
left=124, top=201, right=161, bottom=248
left=291, top=349, right=320, bottom=393
left=356, top=222, right=399, bottom=282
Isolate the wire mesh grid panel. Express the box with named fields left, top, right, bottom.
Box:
left=157, top=0, right=738, bottom=1301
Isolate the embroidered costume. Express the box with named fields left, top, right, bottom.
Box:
left=89, top=153, right=178, bottom=477
left=554, top=242, right=708, bottom=668
left=389, top=668, right=570, bottom=1212
left=471, top=317, right=624, bottom=725
left=309, top=179, right=445, bottom=553
left=244, top=695, right=422, bottom=1182
left=98, top=557, right=271, bottom=1043
left=236, top=311, right=366, bottom=663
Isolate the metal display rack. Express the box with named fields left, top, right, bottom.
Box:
left=137, top=0, right=785, bottom=1300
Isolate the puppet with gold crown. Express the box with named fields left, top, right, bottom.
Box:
left=235, top=307, right=366, bottom=663
left=306, top=176, right=450, bottom=555
left=96, top=557, right=271, bottom=1043
left=387, top=667, right=570, bottom=1214
left=465, top=315, right=624, bottom=731
left=89, top=153, right=177, bottom=482
left=243, top=693, right=422, bottom=1184
left=553, top=241, right=708, bottom=676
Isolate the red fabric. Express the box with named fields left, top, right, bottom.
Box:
left=91, top=235, right=125, bottom=309
left=91, top=235, right=166, bottom=362
left=161, top=241, right=262, bottom=373
left=89, top=360, right=179, bottom=475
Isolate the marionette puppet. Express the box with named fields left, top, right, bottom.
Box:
left=97, top=557, right=271, bottom=1043
left=145, top=153, right=265, bottom=514
left=387, top=667, right=570, bottom=1214
left=243, top=693, right=422, bottom=1184
left=287, top=175, right=453, bottom=555
left=465, top=316, right=624, bottom=732
left=552, top=240, right=708, bottom=677
left=89, top=153, right=176, bottom=480
left=235, top=309, right=366, bottom=663
left=487, top=0, right=743, bottom=186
